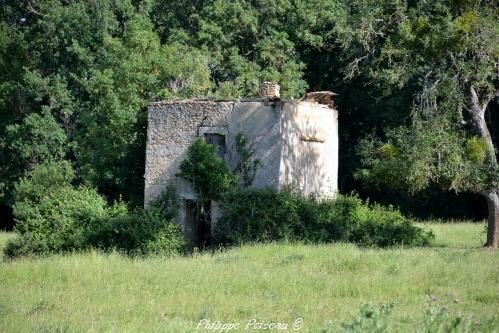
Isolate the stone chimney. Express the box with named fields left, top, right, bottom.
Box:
left=260, top=82, right=280, bottom=98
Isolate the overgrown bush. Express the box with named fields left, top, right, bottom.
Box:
left=86, top=188, right=185, bottom=255
left=214, top=187, right=302, bottom=243
left=4, top=161, right=110, bottom=258
left=178, top=138, right=238, bottom=203
left=85, top=208, right=184, bottom=256
left=4, top=163, right=184, bottom=258
left=214, top=188, right=434, bottom=247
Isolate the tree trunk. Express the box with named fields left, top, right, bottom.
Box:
left=467, top=85, right=498, bottom=248
left=467, top=85, right=497, bottom=168
left=485, top=191, right=499, bottom=248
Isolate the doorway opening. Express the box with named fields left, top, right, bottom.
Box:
left=184, top=199, right=212, bottom=249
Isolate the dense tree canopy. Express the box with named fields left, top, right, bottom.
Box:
left=0, top=0, right=497, bottom=244
left=347, top=0, right=499, bottom=246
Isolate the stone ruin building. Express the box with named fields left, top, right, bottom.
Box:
left=144, top=83, right=338, bottom=246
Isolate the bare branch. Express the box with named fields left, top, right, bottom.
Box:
left=412, top=66, right=441, bottom=119
left=344, top=54, right=368, bottom=81
left=27, top=1, right=47, bottom=17
left=469, top=85, right=483, bottom=116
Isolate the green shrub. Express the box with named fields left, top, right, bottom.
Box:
left=87, top=209, right=184, bottom=256
left=346, top=196, right=433, bottom=247
left=86, top=188, right=185, bottom=256
left=213, top=188, right=302, bottom=244
left=5, top=185, right=108, bottom=258
left=4, top=162, right=183, bottom=258
left=3, top=234, right=47, bottom=259
left=4, top=161, right=109, bottom=258
left=178, top=138, right=238, bottom=203
left=4, top=164, right=185, bottom=259
left=214, top=188, right=434, bottom=247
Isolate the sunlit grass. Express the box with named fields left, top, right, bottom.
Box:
left=0, top=222, right=497, bottom=332
left=421, top=221, right=487, bottom=248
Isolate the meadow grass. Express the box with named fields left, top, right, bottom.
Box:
left=0, top=223, right=498, bottom=332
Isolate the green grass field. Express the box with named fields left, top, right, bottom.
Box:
left=0, top=223, right=498, bottom=332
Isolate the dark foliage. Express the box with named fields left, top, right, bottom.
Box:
left=214, top=188, right=434, bottom=247
left=86, top=188, right=184, bottom=256
left=85, top=207, right=184, bottom=256
left=1, top=0, right=496, bottom=233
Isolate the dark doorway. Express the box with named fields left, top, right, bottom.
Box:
left=197, top=202, right=212, bottom=249
left=184, top=199, right=212, bottom=249
left=184, top=199, right=197, bottom=246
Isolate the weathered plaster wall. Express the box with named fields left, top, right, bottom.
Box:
left=280, top=101, right=338, bottom=198
left=226, top=101, right=282, bottom=188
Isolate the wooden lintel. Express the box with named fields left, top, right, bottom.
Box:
left=300, top=134, right=325, bottom=143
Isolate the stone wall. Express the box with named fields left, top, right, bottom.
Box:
left=144, top=100, right=233, bottom=206
left=144, top=99, right=288, bottom=206
left=144, top=97, right=339, bottom=237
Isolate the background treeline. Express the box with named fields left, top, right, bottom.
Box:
left=0, top=0, right=497, bottom=230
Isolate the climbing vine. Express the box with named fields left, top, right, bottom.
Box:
left=234, top=133, right=261, bottom=188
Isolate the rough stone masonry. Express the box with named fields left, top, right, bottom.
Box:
left=144, top=84, right=338, bottom=245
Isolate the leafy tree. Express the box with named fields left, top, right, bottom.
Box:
left=0, top=0, right=139, bottom=209
left=341, top=0, right=499, bottom=247
left=152, top=0, right=316, bottom=97
left=178, top=138, right=238, bottom=203
left=77, top=14, right=212, bottom=204
left=0, top=0, right=213, bottom=210
left=0, top=110, right=68, bottom=204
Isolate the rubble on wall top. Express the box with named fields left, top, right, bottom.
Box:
left=300, top=91, right=337, bottom=107
left=149, top=90, right=337, bottom=108
left=148, top=97, right=282, bottom=105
